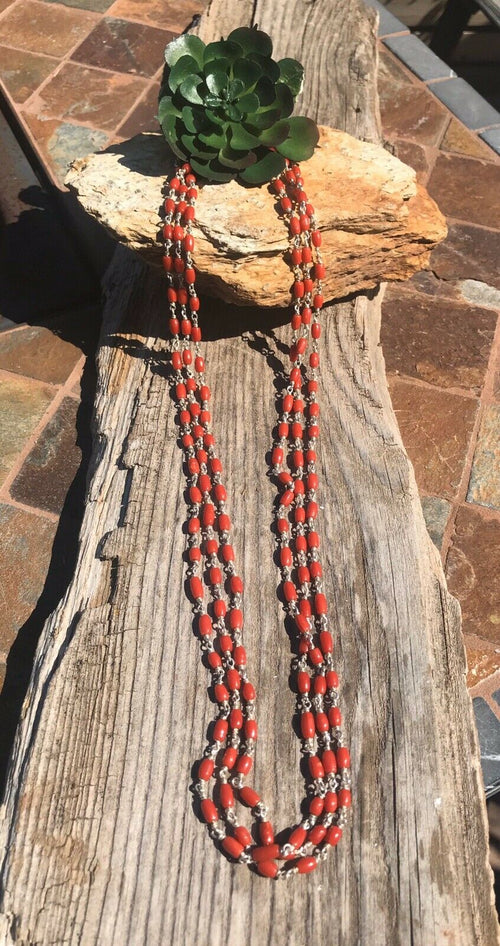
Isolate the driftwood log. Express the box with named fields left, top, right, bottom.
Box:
left=66, top=126, right=447, bottom=307
left=0, top=1, right=498, bottom=944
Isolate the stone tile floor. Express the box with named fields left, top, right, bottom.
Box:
left=0, top=0, right=499, bottom=853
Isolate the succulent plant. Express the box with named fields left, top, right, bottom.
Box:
left=158, top=27, right=319, bottom=184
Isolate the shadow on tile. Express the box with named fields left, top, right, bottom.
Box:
left=0, top=354, right=96, bottom=795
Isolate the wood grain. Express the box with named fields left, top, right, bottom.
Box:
left=0, top=1, right=498, bottom=944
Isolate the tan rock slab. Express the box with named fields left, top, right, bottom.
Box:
left=66, top=126, right=447, bottom=307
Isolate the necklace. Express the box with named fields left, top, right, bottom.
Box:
left=162, top=160, right=352, bottom=879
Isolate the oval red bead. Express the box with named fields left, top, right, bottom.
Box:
left=230, top=708, right=243, bottom=729
left=260, top=821, right=274, bottom=845
left=298, top=856, right=318, bottom=874
left=283, top=581, right=298, bottom=602
left=215, top=683, right=229, bottom=703
left=222, top=747, right=237, bottom=769
left=189, top=576, right=203, bottom=600
left=234, top=825, right=253, bottom=848
left=240, top=786, right=260, bottom=808
left=289, top=826, right=307, bottom=849
left=309, top=755, right=325, bottom=780
left=313, top=675, right=326, bottom=695
left=309, top=825, right=327, bottom=846
left=325, top=791, right=338, bottom=813
left=220, top=784, right=234, bottom=808
left=329, top=706, right=342, bottom=727
left=201, top=799, right=218, bottom=823
left=322, top=750, right=337, bottom=775
left=222, top=836, right=243, bottom=859
left=309, top=795, right=324, bottom=817
left=326, top=826, right=343, bottom=846
left=234, top=645, right=247, bottom=667
left=213, top=719, right=228, bottom=741
left=228, top=608, right=243, bottom=629
left=297, top=671, right=311, bottom=693
left=213, top=600, right=226, bottom=618
left=315, top=712, right=329, bottom=734
left=339, top=789, right=352, bottom=809
left=198, top=758, right=214, bottom=780
left=208, top=652, right=222, bottom=670
left=221, top=544, right=235, bottom=562
left=242, top=681, right=256, bottom=701
left=301, top=711, right=315, bottom=739
left=337, top=747, right=351, bottom=769
left=257, top=860, right=279, bottom=879
left=315, top=593, right=328, bottom=615
left=252, top=843, right=281, bottom=863
left=198, top=613, right=212, bottom=636
left=227, top=669, right=241, bottom=691
left=326, top=670, right=339, bottom=690
left=236, top=754, right=253, bottom=775
left=295, top=613, right=311, bottom=634
left=280, top=547, right=293, bottom=567
left=320, top=631, right=333, bottom=654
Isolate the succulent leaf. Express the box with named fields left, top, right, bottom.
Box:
left=218, top=145, right=256, bottom=170
left=239, top=149, right=286, bottom=184
left=169, top=55, right=200, bottom=92
left=277, top=58, right=304, bottom=97
left=276, top=116, right=319, bottom=161
left=179, top=75, right=204, bottom=105
left=227, top=26, right=273, bottom=58
left=164, top=35, right=204, bottom=69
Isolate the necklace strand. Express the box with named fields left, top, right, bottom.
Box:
left=161, top=162, right=352, bottom=879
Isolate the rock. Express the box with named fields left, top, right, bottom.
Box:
left=65, top=127, right=447, bottom=307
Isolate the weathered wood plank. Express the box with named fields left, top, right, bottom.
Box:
left=0, top=1, right=498, bottom=944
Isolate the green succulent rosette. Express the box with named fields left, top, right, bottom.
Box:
left=157, top=26, right=319, bottom=184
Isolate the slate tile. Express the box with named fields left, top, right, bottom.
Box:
left=11, top=397, right=81, bottom=515
left=116, top=81, right=161, bottom=137
left=441, top=117, right=496, bottom=161
left=0, top=325, right=81, bottom=384
left=31, top=62, right=148, bottom=130
left=385, top=34, right=456, bottom=82
left=22, top=114, right=109, bottom=182
left=388, top=378, right=478, bottom=499
left=0, top=374, right=54, bottom=485
left=107, top=0, right=204, bottom=30
left=466, top=643, right=500, bottom=689
left=382, top=287, right=496, bottom=394
left=446, top=505, right=500, bottom=644
left=391, top=138, right=431, bottom=182
left=421, top=496, right=451, bottom=549
left=431, top=223, right=500, bottom=291
left=0, top=0, right=99, bottom=57
left=427, top=153, right=500, bottom=229
left=428, top=77, right=500, bottom=132
left=407, top=269, right=462, bottom=301
left=0, top=46, right=58, bottom=104
left=70, top=16, right=176, bottom=77
left=472, top=697, right=500, bottom=796
left=378, top=50, right=449, bottom=145
left=480, top=127, right=500, bottom=155
left=44, top=0, right=114, bottom=10
left=467, top=406, right=500, bottom=509
left=363, top=0, right=408, bottom=37
left=0, top=503, right=56, bottom=656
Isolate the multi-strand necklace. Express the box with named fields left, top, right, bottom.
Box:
left=161, top=161, right=351, bottom=879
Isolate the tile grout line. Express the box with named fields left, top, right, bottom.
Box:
left=0, top=494, right=59, bottom=523
left=0, top=355, right=86, bottom=499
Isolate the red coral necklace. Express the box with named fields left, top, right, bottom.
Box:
left=162, top=160, right=352, bottom=879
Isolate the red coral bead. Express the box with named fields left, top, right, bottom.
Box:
left=315, top=712, right=329, bottom=733
left=337, top=748, right=351, bottom=769
left=234, top=645, right=247, bottom=667
left=309, top=755, right=324, bottom=779
left=314, top=675, right=326, bottom=695
left=322, top=749, right=337, bottom=774
left=309, top=647, right=323, bottom=666
left=301, top=711, right=315, bottom=740
left=297, top=671, right=311, bottom=693
left=199, top=758, right=214, bottom=780
left=309, top=796, right=324, bottom=817
left=198, top=613, right=212, bottom=636
left=201, top=799, right=218, bottom=823
left=215, top=683, right=229, bottom=703
left=326, top=670, right=339, bottom=689
left=257, top=860, right=279, bottom=879
left=298, top=856, right=317, bottom=874
left=329, top=706, right=342, bottom=727
left=185, top=267, right=195, bottom=284
left=220, top=784, right=234, bottom=808
left=325, top=791, right=338, bottom=813
left=203, top=505, right=216, bottom=528
left=320, top=631, right=333, bottom=654
left=189, top=296, right=200, bottom=311
left=188, top=517, right=200, bottom=534
left=236, top=754, right=253, bottom=775
left=260, top=821, right=274, bottom=845
left=315, top=593, right=328, bottom=615
left=242, top=681, right=256, bottom=701
left=240, top=786, right=260, bottom=808
left=213, top=719, right=228, bottom=741
left=234, top=826, right=252, bottom=848
left=222, top=747, right=237, bottom=768
left=213, top=600, right=226, bottom=618
left=230, top=575, right=243, bottom=594
left=280, top=547, right=293, bottom=567
left=295, top=614, right=311, bottom=635
left=289, top=826, right=307, bottom=849
left=221, top=544, right=235, bottom=562
left=190, top=576, right=203, bottom=600
left=222, top=836, right=243, bottom=859
left=219, top=513, right=231, bottom=531
left=326, top=826, right=342, bottom=846
left=309, top=825, right=327, bottom=846
left=228, top=608, right=243, bottom=629
left=230, top=708, right=243, bottom=729
left=245, top=719, right=257, bottom=740
left=227, top=669, right=241, bottom=691
left=283, top=581, right=297, bottom=602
